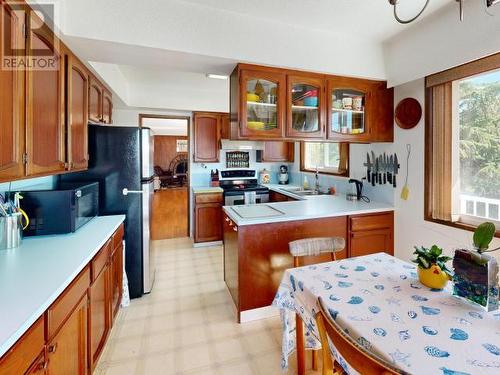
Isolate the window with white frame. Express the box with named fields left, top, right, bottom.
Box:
left=455, top=69, right=500, bottom=227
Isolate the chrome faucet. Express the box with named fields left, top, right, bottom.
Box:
left=315, top=167, right=320, bottom=193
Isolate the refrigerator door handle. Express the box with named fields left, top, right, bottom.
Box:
left=122, top=188, right=144, bottom=196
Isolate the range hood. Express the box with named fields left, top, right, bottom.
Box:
left=220, top=140, right=264, bottom=150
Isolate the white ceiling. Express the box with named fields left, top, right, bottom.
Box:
left=38, top=0, right=497, bottom=112
left=177, top=0, right=450, bottom=42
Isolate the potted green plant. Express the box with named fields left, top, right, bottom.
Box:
left=453, top=222, right=499, bottom=311
left=412, top=245, right=452, bottom=289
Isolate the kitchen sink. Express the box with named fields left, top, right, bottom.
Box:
left=280, top=187, right=327, bottom=196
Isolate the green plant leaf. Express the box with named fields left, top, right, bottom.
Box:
left=473, top=222, right=496, bottom=252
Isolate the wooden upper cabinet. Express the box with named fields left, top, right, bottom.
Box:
left=220, top=113, right=230, bottom=139
left=88, top=77, right=103, bottom=123
left=0, top=1, right=25, bottom=182
left=286, top=75, right=325, bottom=139
left=327, top=76, right=393, bottom=143
left=239, top=69, right=286, bottom=139
left=46, top=295, right=88, bottom=375
left=257, top=141, right=294, bottom=162
left=26, top=11, right=66, bottom=176
left=102, top=89, right=112, bottom=124
left=193, top=112, right=220, bottom=162
left=66, top=54, right=89, bottom=171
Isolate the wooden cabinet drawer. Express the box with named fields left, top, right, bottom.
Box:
left=112, top=224, right=124, bottom=251
left=0, top=317, right=45, bottom=375
left=47, top=266, right=90, bottom=339
left=350, top=212, right=393, bottom=232
left=350, top=229, right=393, bottom=257
left=195, top=193, right=223, bottom=204
left=92, top=240, right=111, bottom=281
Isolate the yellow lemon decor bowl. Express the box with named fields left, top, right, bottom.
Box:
left=247, top=93, right=260, bottom=102
left=247, top=121, right=265, bottom=130
left=417, top=264, right=450, bottom=289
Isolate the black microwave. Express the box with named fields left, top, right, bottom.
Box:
left=16, top=182, right=99, bottom=236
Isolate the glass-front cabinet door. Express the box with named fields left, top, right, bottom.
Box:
left=327, top=78, right=371, bottom=142
left=240, top=70, right=285, bottom=138
left=286, top=75, right=325, bottom=139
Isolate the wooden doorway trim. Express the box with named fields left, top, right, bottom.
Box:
left=138, top=114, right=191, bottom=239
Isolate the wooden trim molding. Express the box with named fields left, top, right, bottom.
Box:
left=299, top=142, right=349, bottom=177
left=426, top=52, right=500, bottom=88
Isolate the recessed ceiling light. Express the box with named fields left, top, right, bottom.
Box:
left=206, top=73, right=229, bottom=80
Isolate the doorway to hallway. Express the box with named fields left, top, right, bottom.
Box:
left=140, top=115, right=190, bottom=240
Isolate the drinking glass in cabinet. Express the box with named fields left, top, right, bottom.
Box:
left=291, top=83, right=319, bottom=133
left=246, top=79, right=278, bottom=131
left=331, top=89, right=365, bottom=135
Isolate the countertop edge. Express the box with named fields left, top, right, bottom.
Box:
left=223, top=204, right=394, bottom=226
left=0, top=215, right=125, bottom=358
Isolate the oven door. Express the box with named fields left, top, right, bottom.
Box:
left=224, top=192, right=269, bottom=206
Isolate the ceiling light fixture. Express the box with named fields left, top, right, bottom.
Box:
left=206, top=73, right=229, bottom=80
left=389, top=0, right=430, bottom=24
left=389, top=0, right=466, bottom=24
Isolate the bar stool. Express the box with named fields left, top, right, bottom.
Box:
left=289, top=237, right=346, bottom=374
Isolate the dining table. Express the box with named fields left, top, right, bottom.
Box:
left=273, top=252, right=500, bottom=375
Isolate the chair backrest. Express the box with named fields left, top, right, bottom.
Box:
left=289, top=237, right=345, bottom=267
left=316, top=297, right=404, bottom=375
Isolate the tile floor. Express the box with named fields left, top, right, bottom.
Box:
left=95, top=237, right=321, bottom=375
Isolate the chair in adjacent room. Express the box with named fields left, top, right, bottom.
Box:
left=289, top=237, right=346, bottom=373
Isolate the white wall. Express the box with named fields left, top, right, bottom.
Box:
left=384, top=1, right=500, bottom=87
left=386, top=80, right=500, bottom=263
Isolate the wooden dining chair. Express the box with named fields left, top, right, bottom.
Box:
left=316, top=297, right=403, bottom=375
left=289, top=237, right=346, bottom=373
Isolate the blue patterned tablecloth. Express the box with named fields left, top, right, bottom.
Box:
left=273, top=252, right=500, bottom=375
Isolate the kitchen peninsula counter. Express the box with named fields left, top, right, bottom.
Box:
left=223, top=192, right=394, bottom=226
left=221, top=193, right=394, bottom=322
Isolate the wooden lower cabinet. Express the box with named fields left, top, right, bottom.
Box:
left=269, top=190, right=297, bottom=202
left=348, top=211, right=394, bottom=257
left=0, top=223, right=124, bottom=375
left=194, top=192, right=223, bottom=243
left=47, top=295, right=88, bottom=375
left=110, top=241, right=124, bottom=322
left=89, top=264, right=109, bottom=371
left=0, top=317, right=45, bottom=375
left=25, top=351, right=46, bottom=375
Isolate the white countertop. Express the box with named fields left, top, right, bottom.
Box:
left=0, top=215, right=125, bottom=357
left=223, top=192, right=393, bottom=226
left=192, top=186, right=223, bottom=194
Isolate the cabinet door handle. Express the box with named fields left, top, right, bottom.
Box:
left=48, top=343, right=57, bottom=353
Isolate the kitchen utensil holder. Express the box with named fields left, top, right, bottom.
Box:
left=0, top=213, right=23, bottom=250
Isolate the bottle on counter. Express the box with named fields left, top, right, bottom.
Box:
left=303, top=175, right=309, bottom=190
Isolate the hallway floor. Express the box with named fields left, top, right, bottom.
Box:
left=95, top=237, right=320, bottom=375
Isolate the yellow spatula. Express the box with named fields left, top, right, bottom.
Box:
left=400, top=144, right=411, bottom=200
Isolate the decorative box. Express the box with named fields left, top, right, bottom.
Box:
left=452, top=249, right=499, bottom=312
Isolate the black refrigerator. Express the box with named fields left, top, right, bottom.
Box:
left=60, top=124, right=155, bottom=298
